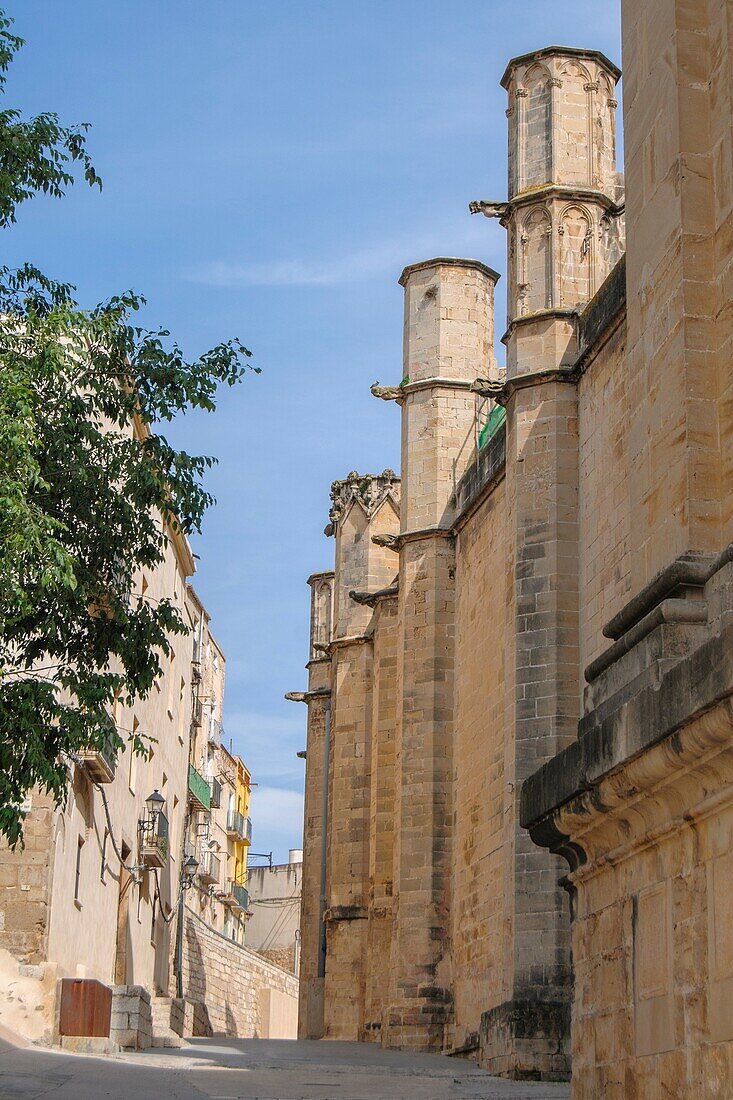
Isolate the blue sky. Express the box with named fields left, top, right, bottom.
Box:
left=6, top=2, right=621, bottom=861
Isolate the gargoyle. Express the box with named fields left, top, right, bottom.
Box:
left=371, top=533, right=401, bottom=552
left=371, top=381, right=403, bottom=402
left=349, top=584, right=399, bottom=608
left=469, top=200, right=510, bottom=221
left=349, top=590, right=375, bottom=606
left=471, top=376, right=508, bottom=405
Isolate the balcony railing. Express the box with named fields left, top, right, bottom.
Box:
left=79, top=728, right=119, bottom=784
left=231, top=881, right=249, bottom=912
left=210, top=776, right=222, bottom=809
left=226, top=810, right=252, bottom=843
left=188, top=763, right=211, bottom=812
left=140, top=811, right=169, bottom=868
left=197, top=849, right=220, bottom=886
left=191, top=698, right=203, bottom=729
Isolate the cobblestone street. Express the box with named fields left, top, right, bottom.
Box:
left=0, top=1035, right=570, bottom=1099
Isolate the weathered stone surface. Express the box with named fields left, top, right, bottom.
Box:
left=297, top=5, right=733, bottom=1096
left=179, top=905, right=298, bottom=1040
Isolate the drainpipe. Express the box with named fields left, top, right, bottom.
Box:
left=318, top=699, right=331, bottom=980
left=175, top=890, right=185, bottom=999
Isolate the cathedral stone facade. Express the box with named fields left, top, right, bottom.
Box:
left=294, top=1, right=733, bottom=1093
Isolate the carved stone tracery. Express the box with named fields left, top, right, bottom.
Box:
left=325, top=469, right=401, bottom=536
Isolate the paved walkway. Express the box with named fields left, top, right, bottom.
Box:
left=0, top=1035, right=570, bottom=1099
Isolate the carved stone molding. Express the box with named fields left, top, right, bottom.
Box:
left=472, top=366, right=579, bottom=407
left=324, top=469, right=400, bottom=535
left=549, top=700, right=733, bottom=878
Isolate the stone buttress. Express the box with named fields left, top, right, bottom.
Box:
left=383, top=258, right=499, bottom=1050
left=470, top=47, right=623, bottom=1075
left=324, top=471, right=400, bottom=1038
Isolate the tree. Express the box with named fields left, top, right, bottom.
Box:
left=0, top=10, right=256, bottom=846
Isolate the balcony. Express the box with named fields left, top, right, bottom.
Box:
left=231, top=881, right=249, bottom=912
left=226, top=810, right=252, bottom=843
left=208, top=718, right=222, bottom=747
left=79, top=729, right=118, bottom=784
left=191, top=698, right=203, bottom=729
left=220, top=879, right=249, bottom=912
left=140, top=812, right=169, bottom=869
left=197, top=849, right=220, bottom=887
left=210, top=776, right=222, bottom=809
left=188, top=764, right=211, bottom=812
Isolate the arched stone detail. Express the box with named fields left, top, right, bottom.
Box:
left=519, top=206, right=552, bottom=314
left=519, top=63, right=552, bottom=190
left=558, top=59, right=593, bottom=186
left=314, top=580, right=332, bottom=652
left=559, top=204, right=594, bottom=308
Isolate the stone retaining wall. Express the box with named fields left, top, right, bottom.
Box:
left=180, top=906, right=299, bottom=1038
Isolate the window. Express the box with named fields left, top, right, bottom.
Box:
left=74, top=836, right=84, bottom=907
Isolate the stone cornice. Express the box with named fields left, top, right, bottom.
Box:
left=398, top=256, right=500, bottom=287
left=402, top=377, right=475, bottom=397
left=399, top=525, right=454, bottom=546
left=472, top=187, right=622, bottom=228
left=500, top=46, right=621, bottom=89
left=521, top=613, right=733, bottom=869
left=371, top=377, right=476, bottom=405
left=473, top=365, right=580, bottom=407
left=585, top=597, right=708, bottom=683
left=500, top=309, right=579, bottom=346
left=540, top=699, right=733, bottom=880
left=305, top=657, right=331, bottom=670
left=307, top=570, right=335, bottom=586
left=603, top=547, right=733, bottom=641
left=327, top=633, right=373, bottom=652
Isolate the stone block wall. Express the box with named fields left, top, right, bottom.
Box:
left=180, top=905, right=298, bottom=1038
left=258, top=945, right=296, bottom=973
left=451, top=477, right=509, bottom=1050
left=577, top=312, right=630, bottom=673
left=0, top=791, right=55, bottom=964
left=110, top=984, right=152, bottom=1050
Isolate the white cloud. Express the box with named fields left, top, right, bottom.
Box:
left=223, top=708, right=306, bottom=787
left=248, top=786, right=304, bottom=859
left=183, top=221, right=490, bottom=289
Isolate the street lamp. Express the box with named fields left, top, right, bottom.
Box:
left=138, top=789, right=167, bottom=843
left=182, top=855, right=199, bottom=887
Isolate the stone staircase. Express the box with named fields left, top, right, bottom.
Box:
left=151, top=996, right=186, bottom=1048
